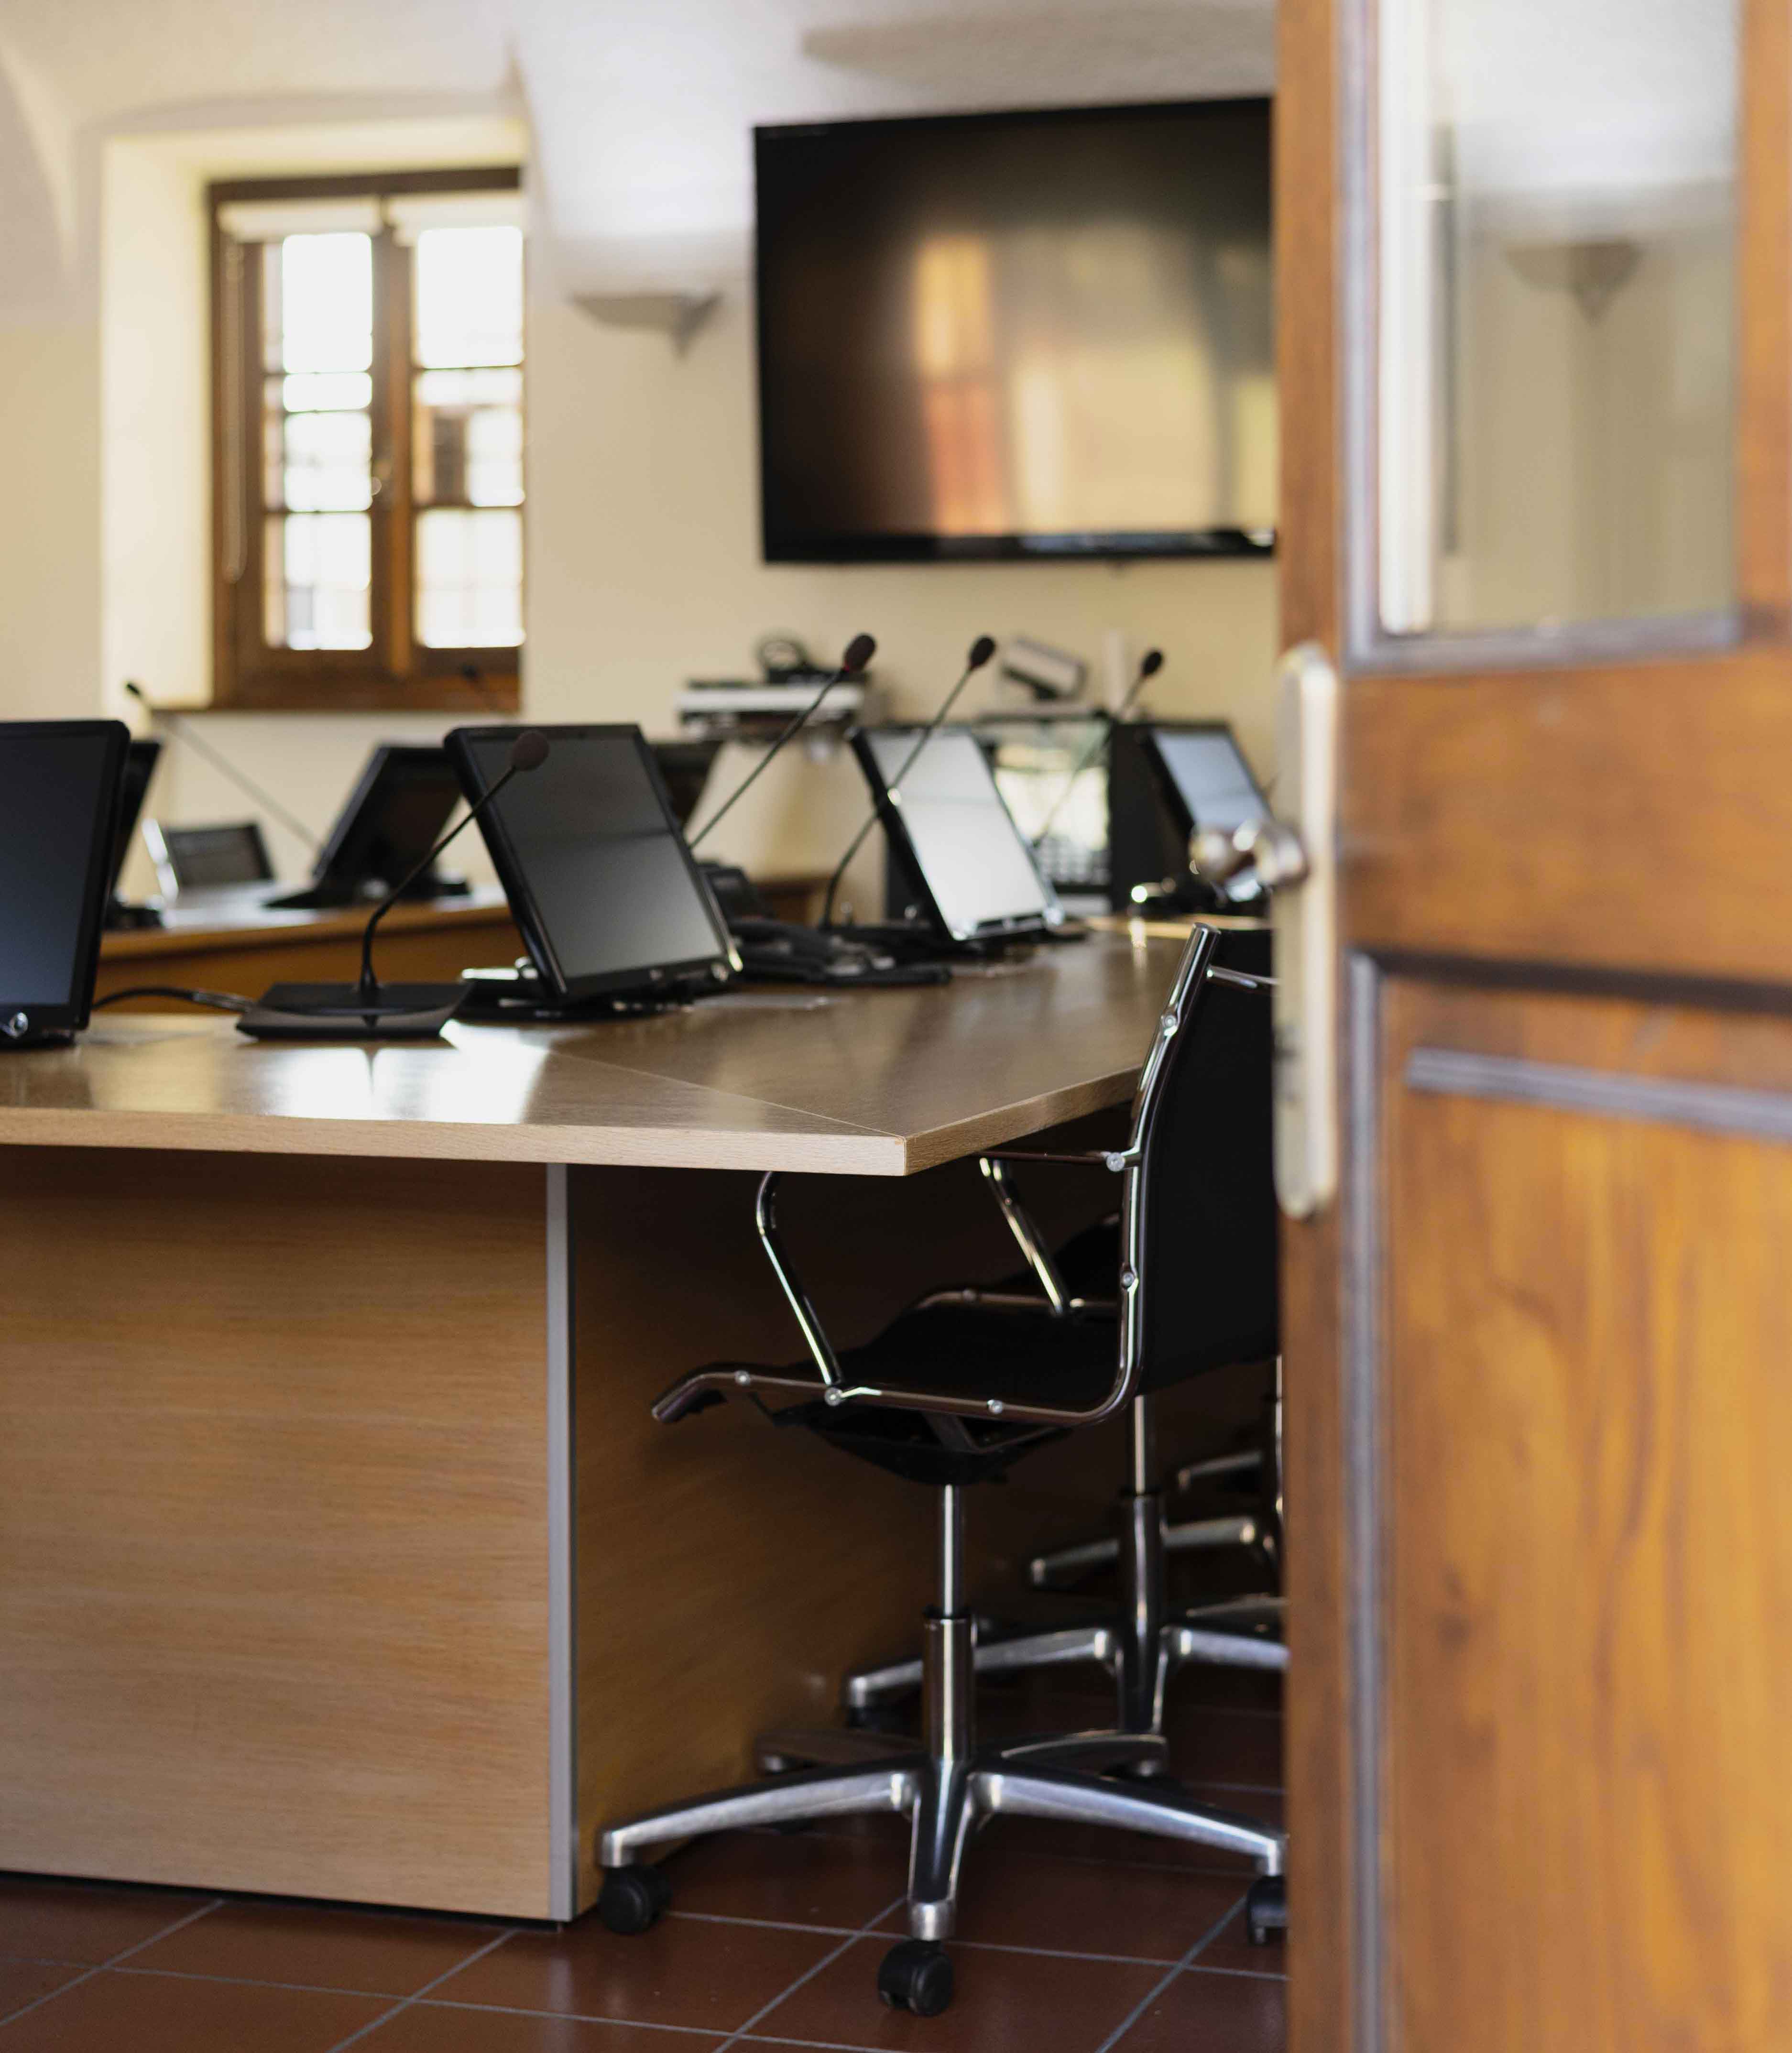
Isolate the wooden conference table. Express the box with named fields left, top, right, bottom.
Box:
left=0, top=930, right=1186, bottom=1921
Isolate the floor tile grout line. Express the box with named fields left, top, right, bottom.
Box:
left=0, top=1894, right=225, bottom=2033
left=667, top=1905, right=1202, bottom=1968
left=666, top=1911, right=872, bottom=1938
left=1088, top=1892, right=1250, bottom=2053
left=0, top=1962, right=106, bottom=2031
left=713, top=1891, right=908, bottom=2053
left=108, top=1962, right=519, bottom=2000
left=317, top=1925, right=519, bottom=2053
left=414, top=1995, right=800, bottom=2036
left=1180, top=1961, right=1288, bottom=1984
left=781, top=1821, right=1278, bottom=1882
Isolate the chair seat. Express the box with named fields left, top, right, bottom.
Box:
left=718, top=1299, right=1117, bottom=1486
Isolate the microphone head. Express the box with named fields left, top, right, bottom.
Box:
left=968, top=633, right=997, bottom=670
left=1139, top=648, right=1165, bottom=680
left=508, top=729, right=551, bottom=774
left=841, top=632, right=876, bottom=674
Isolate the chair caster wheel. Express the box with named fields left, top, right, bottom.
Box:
left=878, top=1938, right=954, bottom=2015
left=1246, top=1875, right=1287, bottom=1945
left=597, top=1864, right=671, bottom=1935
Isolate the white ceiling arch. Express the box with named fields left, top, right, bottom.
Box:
left=0, top=0, right=1276, bottom=312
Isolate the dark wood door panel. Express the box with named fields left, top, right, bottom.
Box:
left=1380, top=976, right=1792, bottom=2053
left=1344, top=653, right=1792, bottom=986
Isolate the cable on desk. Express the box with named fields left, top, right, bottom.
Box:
left=93, top=985, right=254, bottom=1015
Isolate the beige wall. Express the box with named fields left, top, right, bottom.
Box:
left=2, top=115, right=1281, bottom=903
left=524, top=282, right=1280, bottom=751
left=0, top=320, right=101, bottom=721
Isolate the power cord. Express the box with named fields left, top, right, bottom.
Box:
left=93, top=985, right=253, bottom=1015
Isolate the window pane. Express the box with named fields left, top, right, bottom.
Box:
left=260, top=233, right=375, bottom=651
left=414, top=226, right=523, bottom=368
left=1377, top=0, right=1738, bottom=637
left=414, top=367, right=524, bottom=506
left=415, top=507, right=522, bottom=647
left=266, top=512, right=372, bottom=650
left=267, top=391, right=372, bottom=512
left=268, top=232, right=373, bottom=374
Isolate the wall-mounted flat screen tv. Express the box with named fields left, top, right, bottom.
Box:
left=755, top=98, right=1274, bottom=565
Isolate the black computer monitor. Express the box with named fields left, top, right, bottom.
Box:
left=651, top=739, right=722, bottom=829
left=273, top=744, right=466, bottom=907
left=109, top=738, right=161, bottom=895
left=447, top=724, right=734, bottom=1005
left=0, top=720, right=130, bottom=1047
left=977, top=714, right=1110, bottom=897
left=852, top=725, right=1064, bottom=943
left=1108, top=721, right=1270, bottom=911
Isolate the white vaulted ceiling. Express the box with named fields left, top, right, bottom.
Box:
left=0, top=0, right=1277, bottom=314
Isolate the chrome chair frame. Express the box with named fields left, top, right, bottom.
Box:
left=602, top=928, right=1286, bottom=1971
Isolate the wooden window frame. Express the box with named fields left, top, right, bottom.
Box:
left=209, top=165, right=524, bottom=714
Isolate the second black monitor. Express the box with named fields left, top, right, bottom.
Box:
left=852, top=725, right=1064, bottom=942
left=448, top=724, right=733, bottom=1004
left=1108, top=720, right=1271, bottom=910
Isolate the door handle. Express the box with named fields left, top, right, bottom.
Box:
left=1191, top=644, right=1339, bottom=1220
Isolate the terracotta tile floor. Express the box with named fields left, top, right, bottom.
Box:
left=0, top=1664, right=1285, bottom=2053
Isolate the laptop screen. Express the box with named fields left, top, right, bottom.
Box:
left=451, top=726, right=731, bottom=998
left=861, top=727, right=1060, bottom=938
left=313, top=745, right=464, bottom=890
left=1149, top=728, right=1270, bottom=838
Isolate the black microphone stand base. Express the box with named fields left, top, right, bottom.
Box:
left=236, top=981, right=468, bottom=1042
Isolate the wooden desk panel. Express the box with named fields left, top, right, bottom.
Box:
left=0, top=1149, right=555, bottom=1915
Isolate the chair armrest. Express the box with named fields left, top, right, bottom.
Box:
left=755, top=1171, right=842, bottom=1389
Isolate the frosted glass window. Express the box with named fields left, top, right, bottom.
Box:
left=1377, top=0, right=1739, bottom=637
left=415, top=508, right=523, bottom=649
left=412, top=227, right=524, bottom=644
left=414, top=227, right=523, bottom=369
left=262, top=233, right=375, bottom=648
left=269, top=513, right=371, bottom=651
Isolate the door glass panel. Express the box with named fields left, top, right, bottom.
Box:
left=1377, top=0, right=1739, bottom=638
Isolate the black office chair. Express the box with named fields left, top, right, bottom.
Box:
left=595, top=924, right=1285, bottom=2016
left=837, top=989, right=1286, bottom=1736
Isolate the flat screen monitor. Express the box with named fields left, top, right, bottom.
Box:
left=109, top=738, right=161, bottom=894
left=0, top=719, right=129, bottom=1044
left=1143, top=723, right=1271, bottom=841
left=755, top=98, right=1274, bottom=563
left=143, top=819, right=273, bottom=894
left=447, top=725, right=733, bottom=1002
left=852, top=725, right=1063, bottom=941
left=309, top=744, right=465, bottom=895
left=978, top=714, right=1110, bottom=895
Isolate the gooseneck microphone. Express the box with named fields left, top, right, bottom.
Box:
left=237, top=730, right=550, bottom=1041
left=820, top=633, right=997, bottom=928
left=1029, top=647, right=1164, bottom=852
left=687, top=632, right=875, bottom=854
left=356, top=728, right=550, bottom=1001
left=122, top=679, right=322, bottom=855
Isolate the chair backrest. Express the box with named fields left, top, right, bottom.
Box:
left=1120, top=924, right=1278, bottom=1392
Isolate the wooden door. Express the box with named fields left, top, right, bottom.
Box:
left=1276, top=3, right=1792, bottom=2050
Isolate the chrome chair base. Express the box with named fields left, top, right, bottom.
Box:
left=841, top=1596, right=1288, bottom=1727
left=1027, top=1509, right=1261, bottom=1588
left=597, top=1485, right=1283, bottom=1986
